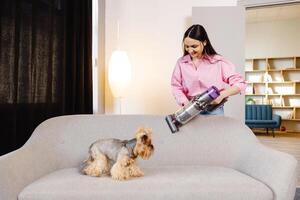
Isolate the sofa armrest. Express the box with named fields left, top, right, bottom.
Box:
left=272, top=114, right=281, bottom=127
left=237, top=143, right=298, bottom=200
left=0, top=145, right=59, bottom=200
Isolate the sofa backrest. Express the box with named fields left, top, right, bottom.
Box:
left=246, top=104, right=273, bottom=120
left=25, top=115, right=259, bottom=169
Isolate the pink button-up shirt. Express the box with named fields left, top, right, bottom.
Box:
left=171, top=54, right=246, bottom=106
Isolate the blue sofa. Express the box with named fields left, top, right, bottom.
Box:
left=245, top=104, right=281, bottom=137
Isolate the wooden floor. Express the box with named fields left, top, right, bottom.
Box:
left=256, top=132, right=300, bottom=186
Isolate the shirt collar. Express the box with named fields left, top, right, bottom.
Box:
left=180, top=55, right=192, bottom=63
left=180, top=54, right=218, bottom=64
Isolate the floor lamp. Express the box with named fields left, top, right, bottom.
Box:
left=108, top=50, right=131, bottom=114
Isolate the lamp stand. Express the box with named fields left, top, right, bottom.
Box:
left=114, top=97, right=123, bottom=114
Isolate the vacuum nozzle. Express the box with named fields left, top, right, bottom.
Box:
left=165, top=115, right=179, bottom=133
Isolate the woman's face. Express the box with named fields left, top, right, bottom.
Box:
left=184, top=37, right=206, bottom=59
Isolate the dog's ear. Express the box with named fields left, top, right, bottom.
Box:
left=136, top=127, right=152, bottom=143
left=136, top=127, right=152, bottom=135
left=141, top=134, right=148, bottom=143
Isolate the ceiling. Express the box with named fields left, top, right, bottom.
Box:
left=246, top=3, right=300, bottom=23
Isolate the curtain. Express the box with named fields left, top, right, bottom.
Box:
left=0, top=0, right=93, bottom=155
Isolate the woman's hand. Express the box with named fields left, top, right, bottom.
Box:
left=211, top=86, right=241, bottom=104
left=211, top=90, right=228, bottom=104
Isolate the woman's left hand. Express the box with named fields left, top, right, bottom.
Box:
left=211, top=90, right=228, bottom=104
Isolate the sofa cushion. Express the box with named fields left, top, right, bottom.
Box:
left=19, top=166, right=273, bottom=200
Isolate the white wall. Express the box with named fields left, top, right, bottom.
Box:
left=246, top=18, right=300, bottom=58
left=105, top=0, right=238, bottom=114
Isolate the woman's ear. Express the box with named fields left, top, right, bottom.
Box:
left=203, top=41, right=207, bottom=46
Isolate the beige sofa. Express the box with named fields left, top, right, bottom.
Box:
left=0, top=115, right=298, bottom=200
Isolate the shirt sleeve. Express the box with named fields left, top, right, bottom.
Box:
left=171, top=60, right=189, bottom=106
left=220, top=58, right=247, bottom=93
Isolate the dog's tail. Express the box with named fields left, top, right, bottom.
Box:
left=82, top=156, right=92, bottom=165
left=82, top=143, right=101, bottom=164
left=80, top=143, right=101, bottom=174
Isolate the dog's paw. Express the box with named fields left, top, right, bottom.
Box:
left=111, top=173, right=130, bottom=181
left=130, top=169, right=144, bottom=177
left=111, top=164, right=130, bottom=181
left=128, top=164, right=144, bottom=177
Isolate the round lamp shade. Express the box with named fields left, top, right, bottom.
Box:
left=108, top=50, right=132, bottom=98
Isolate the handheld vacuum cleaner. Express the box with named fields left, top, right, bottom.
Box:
left=165, top=86, right=227, bottom=133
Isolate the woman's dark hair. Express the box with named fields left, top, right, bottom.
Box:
left=183, top=24, right=218, bottom=57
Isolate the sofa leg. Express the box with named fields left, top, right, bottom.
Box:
left=272, top=129, right=275, bottom=138
left=266, top=128, right=269, bottom=135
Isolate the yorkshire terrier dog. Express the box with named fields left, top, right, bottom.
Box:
left=81, top=127, right=154, bottom=181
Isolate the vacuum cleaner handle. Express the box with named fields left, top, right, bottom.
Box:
left=205, top=98, right=228, bottom=112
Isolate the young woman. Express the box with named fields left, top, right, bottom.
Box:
left=171, top=24, right=246, bottom=115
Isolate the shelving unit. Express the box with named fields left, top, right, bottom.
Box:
left=245, top=56, right=300, bottom=133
